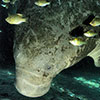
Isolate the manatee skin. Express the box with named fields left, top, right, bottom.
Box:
left=13, top=0, right=100, bottom=97
left=88, top=40, right=100, bottom=67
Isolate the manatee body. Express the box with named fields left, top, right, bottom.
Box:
left=13, top=0, right=100, bottom=97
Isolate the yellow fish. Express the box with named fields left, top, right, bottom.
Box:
left=35, top=0, right=50, bottom=7
left=5, top=13, right=27, bottom=25
left=84, top=30, right=98, bottom=37
left=2, top=0, right=10, bottom=3
left=69, top=38, right=86, bottom=46
left=90, top=17, right=100, bottom=26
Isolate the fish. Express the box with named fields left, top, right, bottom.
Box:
left=90, top=17, right=100, bottom=27
left=0, top=30, right=2, bottom=32
left=1, top=4, right=9, bottom=9
left=69, top=38, right=86, bottom=46
left=7, top=71, right=14, bottom=76
left=10, top=0, right=17, bottom=4
left=2, top=0, right=10, bottom=3
left=35, top=0, right=50, bottom=7
left=84, top=30, right=98, bottom=37
left=5, top=13, right=27, bottom=25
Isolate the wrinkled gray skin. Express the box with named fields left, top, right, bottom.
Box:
left=13, top=0, right=100, bottom=97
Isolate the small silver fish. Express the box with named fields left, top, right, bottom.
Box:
left=0, top=30, right=2, bottom=32
left=69, top=38, right=86, bottom=46
left=2, top=0, right=10, bottom=3
left=10, top=0, right=17, bottom=4
left=35, top=0, right=50, bottom=7
left=84, top=30, right=98, bottom=37
left=7, top=71, right=13, bottom=75
left=1, top=4, right=9, bottom=9
left=90, top=17, right=100, bottom=27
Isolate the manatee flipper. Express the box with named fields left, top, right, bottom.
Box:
left=93, top=57, right=100, bottom=67
left=88, top=43, right=100, bottom=67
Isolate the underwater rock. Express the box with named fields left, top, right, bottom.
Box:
left=13, top=0, right=100, bottom=97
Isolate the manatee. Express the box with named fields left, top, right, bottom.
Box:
left=13, top=0, right=100, bottom=97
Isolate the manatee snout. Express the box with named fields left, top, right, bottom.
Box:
left=14, top=51, right=56, bottom=97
